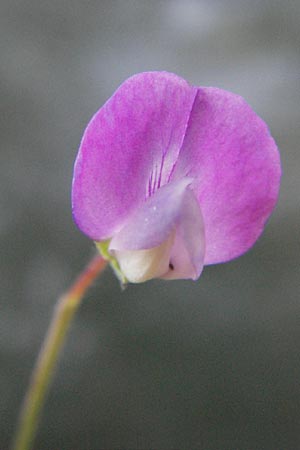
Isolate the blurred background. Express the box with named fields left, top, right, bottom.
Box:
left=1, top=0, right=299, bottom=449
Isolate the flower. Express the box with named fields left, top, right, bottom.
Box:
left=72, top=72, right=281, bottom=283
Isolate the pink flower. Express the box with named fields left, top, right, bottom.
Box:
left=72, top=72, right=281, bottom=283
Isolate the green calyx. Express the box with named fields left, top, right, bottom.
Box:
left=95, top=239, right=128, bottom=286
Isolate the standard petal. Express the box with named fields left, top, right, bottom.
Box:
left=72, top=72, right=197, bottom=241
left=173, top=87, right=281, bottom=265
left=109, top=178, right=205, bottom=281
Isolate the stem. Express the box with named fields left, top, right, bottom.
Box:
left=12, top=254, right=107, bottom=450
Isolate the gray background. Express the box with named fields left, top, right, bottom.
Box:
left=1, top=0, right=299, bottom=449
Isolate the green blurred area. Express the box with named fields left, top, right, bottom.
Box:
left=1, top=1, right=299, bottom=449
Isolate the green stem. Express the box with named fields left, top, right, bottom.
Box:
left=12, top=255, right=107, bottom=450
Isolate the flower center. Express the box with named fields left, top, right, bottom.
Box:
left=113, top=230, right=176, bottom=283
left=106, top=177, right=206, bottom=283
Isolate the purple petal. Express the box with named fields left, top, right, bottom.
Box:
left=109, top=178, right=205, bottom=281
left=172, top=88, right=281, bottom=265
left=72, top=72, right=197, bottom=241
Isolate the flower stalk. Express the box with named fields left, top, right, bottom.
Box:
left=12, top=254, right=107, bottom=450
